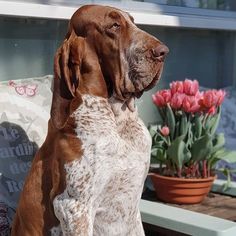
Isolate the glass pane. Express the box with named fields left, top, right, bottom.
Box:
left=0, top=17, right=67, bottom=80
left=145, top=0, right=236, bottom=11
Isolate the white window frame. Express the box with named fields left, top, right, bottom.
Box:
left=1, top=0, right=236, bottom=30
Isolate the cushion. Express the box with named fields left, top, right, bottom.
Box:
left=0, top=75, right=53, bottom=234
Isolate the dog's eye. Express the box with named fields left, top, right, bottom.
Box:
left=111, top=23, right=120, bottom=30
left=106, top=22, right=121, bottom=37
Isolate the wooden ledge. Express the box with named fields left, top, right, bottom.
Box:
left=140, top=198, right=236, bottom=236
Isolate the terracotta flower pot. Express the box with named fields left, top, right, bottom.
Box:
left=150, top=173, right=216, bottom=204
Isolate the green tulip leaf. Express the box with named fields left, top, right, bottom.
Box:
left=191, top=134, right=213, bottom=162
left=210, top=106, right=221, bottom=135
left=167, top=135, right=186, bottom=169
left=212, top=133, right=225, bottom=153
left=204, top=107, right=221, bottom=135
left=158, top=107, right=165, bottom=122
left=151, top=147, right=167, bottom=163
left=175, top=121, right=180, bottom=138
left=148, top=124, right=158, bottom=138
left=193, top=115, right=203, bottom=139
left=186, top=123, right=193, bottom=147
left=216, top=149, right=236, bottom=163
left=166, top=104, right=176, bottom=140
left=184, top=148, right=192, bottom=164
left=179, top=111, right=188, bottom=137
left=152, top=141, right=165, bottom=148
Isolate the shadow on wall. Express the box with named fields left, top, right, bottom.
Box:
left=0, top=121, right=38, bottom=235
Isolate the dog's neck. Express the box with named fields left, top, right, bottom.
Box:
left=109, top=95, right=138, bottom=123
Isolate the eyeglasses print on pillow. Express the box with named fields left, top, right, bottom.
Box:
left=8, top=81, right=37, bottom=97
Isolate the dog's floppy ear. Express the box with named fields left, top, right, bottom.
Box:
left=51, top=34, right=84, bottom=130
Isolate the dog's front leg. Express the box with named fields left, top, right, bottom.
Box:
left=53, top=194, right=94, bottom=236
left=52, top=156, right=97, bottom=236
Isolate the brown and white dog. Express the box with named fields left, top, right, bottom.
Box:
left=11, top=5, right=168, bottom=236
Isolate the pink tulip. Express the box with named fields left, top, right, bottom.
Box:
left=182, top=95, right=201, bottom=113
left=170, top=81, right=184, bottom=95
left=160, top=126, right=170, bottom=136
left=170, top=93, right=185, bottom=110
left=152, top=89, right=171, bottom=107
left=202, top=90, right=218, bottom=108
left=183, top=79, right=199, bottom=96
left=216, top=89, right=226, bottom=106
left=195, top=91, right=204, bottom=100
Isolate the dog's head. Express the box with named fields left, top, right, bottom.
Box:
left=51, top=5, right=168, bottom=129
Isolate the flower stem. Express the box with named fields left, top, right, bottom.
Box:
left=203, top=160, right=207, bottom=178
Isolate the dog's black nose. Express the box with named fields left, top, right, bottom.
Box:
left=152, top=44, right=169, bottom=61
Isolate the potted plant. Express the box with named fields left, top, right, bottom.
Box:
left=149, top=79, right=236, bottom=204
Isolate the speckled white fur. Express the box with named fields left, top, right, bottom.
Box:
left=53, top=95, right=151, bottom=236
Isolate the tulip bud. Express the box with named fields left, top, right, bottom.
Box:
left=170, top=81, right=184, bottom=95
left=183, top=79, right=199, bottom=96
left=152, top=90, right=172, bottom=107
left=182, top=95, right=201, bottom=113
left=202, top=90, right=218, bottom=108
left=160, top=126, right=170, bottom=136
left=170, top=93, right=185, bottom=110
left=216, top=89, right=226, bottom=106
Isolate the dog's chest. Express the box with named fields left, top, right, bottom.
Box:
left=65, top=95, right=151, bottom=193
left=74, top=95, right=151, bottom=160
left=53, top=95, right=151, bottom=235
